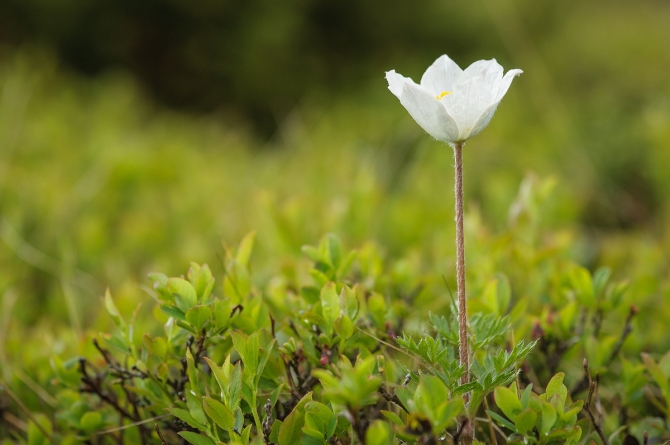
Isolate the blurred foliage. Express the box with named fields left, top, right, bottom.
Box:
left=0, top=0, right=670, bottom=442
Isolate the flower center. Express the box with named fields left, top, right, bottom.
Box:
left=435, top=91, right=452, bottom=100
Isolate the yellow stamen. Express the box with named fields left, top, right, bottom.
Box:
left=435, top=91, right=452, bottom=100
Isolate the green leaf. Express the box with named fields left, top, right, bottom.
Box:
left=368, top=293, right=386, bottom=327
left=168, top=408, right=206, bottom=429
left=380, top=410, right=403, bottom=426
left=186, top=305, right=212, bottom=331
left=339, top=285, right=360, bottom=320
left=202, top=396, right=235, bottom=431
left=304, top=402, right=336, bottom=439
left=642, top=353, right=669, bottom=399
left=168, top=278, right=198, bottom=312
left=487, top=410, right=516, bottom=432
left=320, top=282, right=340, bottom=335
left=186, top=348, right=200, bottom=397
left=494, top=386, right=522, bottom=420
left=189, top=262, right=215, bottom=301
left=514, top=409, right=537, bottom=435
left=269, top=420, right=283, bottom=443
left=256, top=339, right=276, bottom=384
left=236, top=231, right=256, bottom=266
left=545, top=372, right=567, bottom=407
left=540, top=401, right=557, bottom=435
left=204, top=357, right=228, bottom=398
left=79, top=411, right=102, bottom=433
left=365, top=420, right=392, bottom=445
left=178, top=432, right=216, bottom=445
left=229, top=363, right=243, bottom=410
left=186, top=391, right=207, bottom=425
left=334, top=315, right=354, bottom=344
left=159, top=304, right=187, bottom=322
left=278, top=410, right=304, bottom=445
left=569, top=267, right=594, bottom=307
left=104, top=289, right=125, bottom=330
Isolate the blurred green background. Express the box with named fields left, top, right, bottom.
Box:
left=1, top=0, right=669, bottom=384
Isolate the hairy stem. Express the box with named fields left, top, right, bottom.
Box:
left=453, top=142, right=472, bottom=443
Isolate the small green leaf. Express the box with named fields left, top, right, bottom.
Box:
left=304, top=402, right=336, bottom=439
left=168, top=278, right=198, bottom=312
left=334, top=315, right=354, bottom=343
left=168, top=408, right=206, bottom=429
left=514, top=409, right=537, bottom=435
left=494, top=386, right=522, bottom=420
left=186, top=391, right=207, bottom=425
left=278, top=410, right=304, bottom=445
left=229, top=363, right=243, bottom=410
left=104, top=289, right=125, bottom=330
left=380, top=410, right=403, bottom=426
left=269, top=420, right=283, bottom=443
left=487, top=410, right=516, bottom=432
left=365, top=420, right=392, bottom=445
left=236, top=231, right=256, bottom=266
left=540, top=401, right=558, bottom=435
left=178, top=432, right=216, bottom=445
left=202, top=396, right=235, bottom=431
left=545, top=372, right=567, bottom=407
left=320, top=282, right=340, bottom=335
left=186, top=305, right=212, bottom=331
left=160, top=304, right=187, bottom=322
left=79, top=411, right=102, bottom=433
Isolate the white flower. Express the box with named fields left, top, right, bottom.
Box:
left=386, top=55, right=522, bottom=144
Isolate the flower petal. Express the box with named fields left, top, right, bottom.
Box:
left=459, top=59, right=503, bottom=88
left=462, top=102, right=499, bottom=140
left=419, top=55, right=463, bottom=96
left=495, top=69, right=523, bottom=102
left=398, top=81, right=459, bottom=143
left=441, top=75, right=495, bottom=141
left=386, top=70, right=413, bottom=99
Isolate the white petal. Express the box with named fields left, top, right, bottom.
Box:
left=398, top=81, right=460, bottom=143
left=386, top=70, right=413, bottom=99
left=463, top=102, right=499, bottom=140
left=495, top=69, right=523, bottom=102
left=441, top=75, right=495, bottom=141
left=419, top=55, right=463, bottom=95
left=459, top=59, right=503, bottom=88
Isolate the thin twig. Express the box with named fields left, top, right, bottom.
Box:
left=583, top=359, right=611, bottom=445
left=608, top=306, right=637, bottom=363
left=154, top=423, right=169, bottom=445
left=96, top=415, right=170, bottom=435
left=0, top=379, right=58, bottom=445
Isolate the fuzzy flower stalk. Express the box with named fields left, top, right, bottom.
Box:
left=386, top=54, right=521, bottom=440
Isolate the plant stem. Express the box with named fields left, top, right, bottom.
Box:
left=453, top=142, right=473, bottom=444
left=453, top=142, right=469, bottom=389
